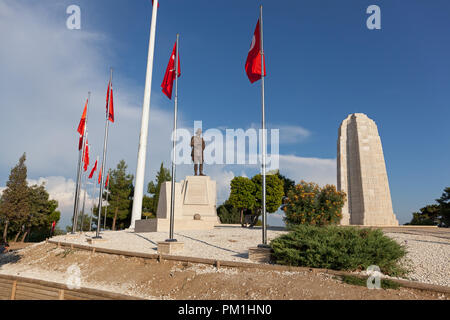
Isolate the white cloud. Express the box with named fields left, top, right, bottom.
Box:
left=279, top=154, right=336, bottom=186
left=276, top=125, right=311, bottom=144
left=249, top=123, right=311, bottom=144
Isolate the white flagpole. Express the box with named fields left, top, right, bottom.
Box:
left=72, top=142, right=83, bottom=233
left=72, top=92, right=90, bottom=234
left=89, top=156, right=99, bottom=233
left=168, top=34, right=179, bottom=242
left=79, top=140, right=89, bottom=232
left=94, top=69, right=113, bottom=238
left=103, top=169, right=110, bottom=230
left=259, top=5, right=268, bottom=247
left=130, top=0, right=159, bottom=229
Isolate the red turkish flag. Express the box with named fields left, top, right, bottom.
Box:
left=83, top=140, right=89, bottom=172
left=98, top=167, right=102, bottom=185
left=88, top=159, right=97, bottom=179
left=245, top=19, right=266, bottom=83
left=51, top=221, right=56, bottom=233
left=161, top=42, right=181, bottom=99
left=77, top=99, right=88, bottom=135
left=105, top=173, right=109, bottom=188
left=106, top=81, right=114, bottom=123
left=78, top=134, right=83, bottom=151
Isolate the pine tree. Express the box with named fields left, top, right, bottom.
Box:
left=436, top=187, right=450, bottom=227
left=0, top=153, right=30, bottom=242
left=98, top=160, right=134, bottom=230
left=23, top=184, right=60, bottom=242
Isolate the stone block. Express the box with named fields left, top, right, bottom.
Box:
left=135, top=219, right=157, bottom=233
left=157, top=241, right=184, bottom=254
left=87, top=238, right=108, bottom=244
left=248, top=247, right=273, bottom=263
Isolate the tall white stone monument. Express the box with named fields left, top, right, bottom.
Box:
left=337, top=113, right=399, bottom=226
left=135, top=176, right=220, bottom=232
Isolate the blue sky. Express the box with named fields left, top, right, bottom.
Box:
left=0, top=0, right=449, bottom=227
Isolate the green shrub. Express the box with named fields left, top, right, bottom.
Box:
left=283, top=181, right=346, bottom=226
left=270, top=225, right=408, bottom=277
left=217, top=201, right=241, bottom=224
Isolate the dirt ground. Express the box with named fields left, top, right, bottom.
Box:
left=0, top=243, right=448, bottom=300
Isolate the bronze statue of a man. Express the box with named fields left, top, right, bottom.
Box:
left=191, top=128, right=205, bottom=176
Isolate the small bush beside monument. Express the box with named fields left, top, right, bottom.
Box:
left=271, top=225, right=408, bottom=277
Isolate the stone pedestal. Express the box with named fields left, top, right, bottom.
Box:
left=157, top=241, right=184, bottom=254
left=135, top=176, right=220, bottom=233
left=248, top=247, right=273, bottom=263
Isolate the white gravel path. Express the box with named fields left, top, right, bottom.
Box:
left=384, top=232, right=450, bottom=287
left=48, top=225, right=450, bottom=287
left=51, top=225, right=287, bottom=263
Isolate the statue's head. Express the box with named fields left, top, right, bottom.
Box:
left=195, top=128, right=202, bottom=136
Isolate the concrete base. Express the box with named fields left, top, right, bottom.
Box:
left=248, top=247, right=273, bottom=263
left=64, top=233, right=82, bottom=238
left=87, top=238, right=108, bottom=245
left=157, top=241, right=184, bottom=254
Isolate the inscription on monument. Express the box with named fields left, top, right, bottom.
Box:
left=184, top=181, right=209, bottom=205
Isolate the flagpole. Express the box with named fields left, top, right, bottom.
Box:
left=79, top=121, right=90, bottom=232
left=94, top=69, right=113, bottom=238
left=80, top=149, right=88, bottom=232
left=168, top=34, right=179, bottom=242
left=130, top=0, right=159, bottom=229
left=72, top=92, right=90, bottom=234
left=89, top=173, right=97, bottom=233
left=71, top=144, right=83, bottom=234
left=103, top=169, right=110, bottom=230
left=259, top=5, right=268, bottom=247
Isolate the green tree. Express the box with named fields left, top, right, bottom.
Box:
left=98, top=160, right=134, bottom=230
left=21, top=184, right=60, bottom=242
left=251, top=173, right=284, bottom=215
left=142, top=195, right=155, bottom=219
left=228, top=177, right=256, bottom=225
left=273, top=170, right=295, bottom=211
left=146, top=162, right=171, bottom=216
left=274, top=171, right=295, bottom=198
left=408, top=205, right=440, bottom=226
left=0, top=153, right=30, bottom=242
left=216, top=200, right=241, bottom=224
left=436, top=187, right=450, bottom=227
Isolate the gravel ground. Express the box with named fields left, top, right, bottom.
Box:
left=51, top=225, right=288, bottom=263
left=49, top=225, right=450, bottom=287
left=383, top=232, right=450, bottom=287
